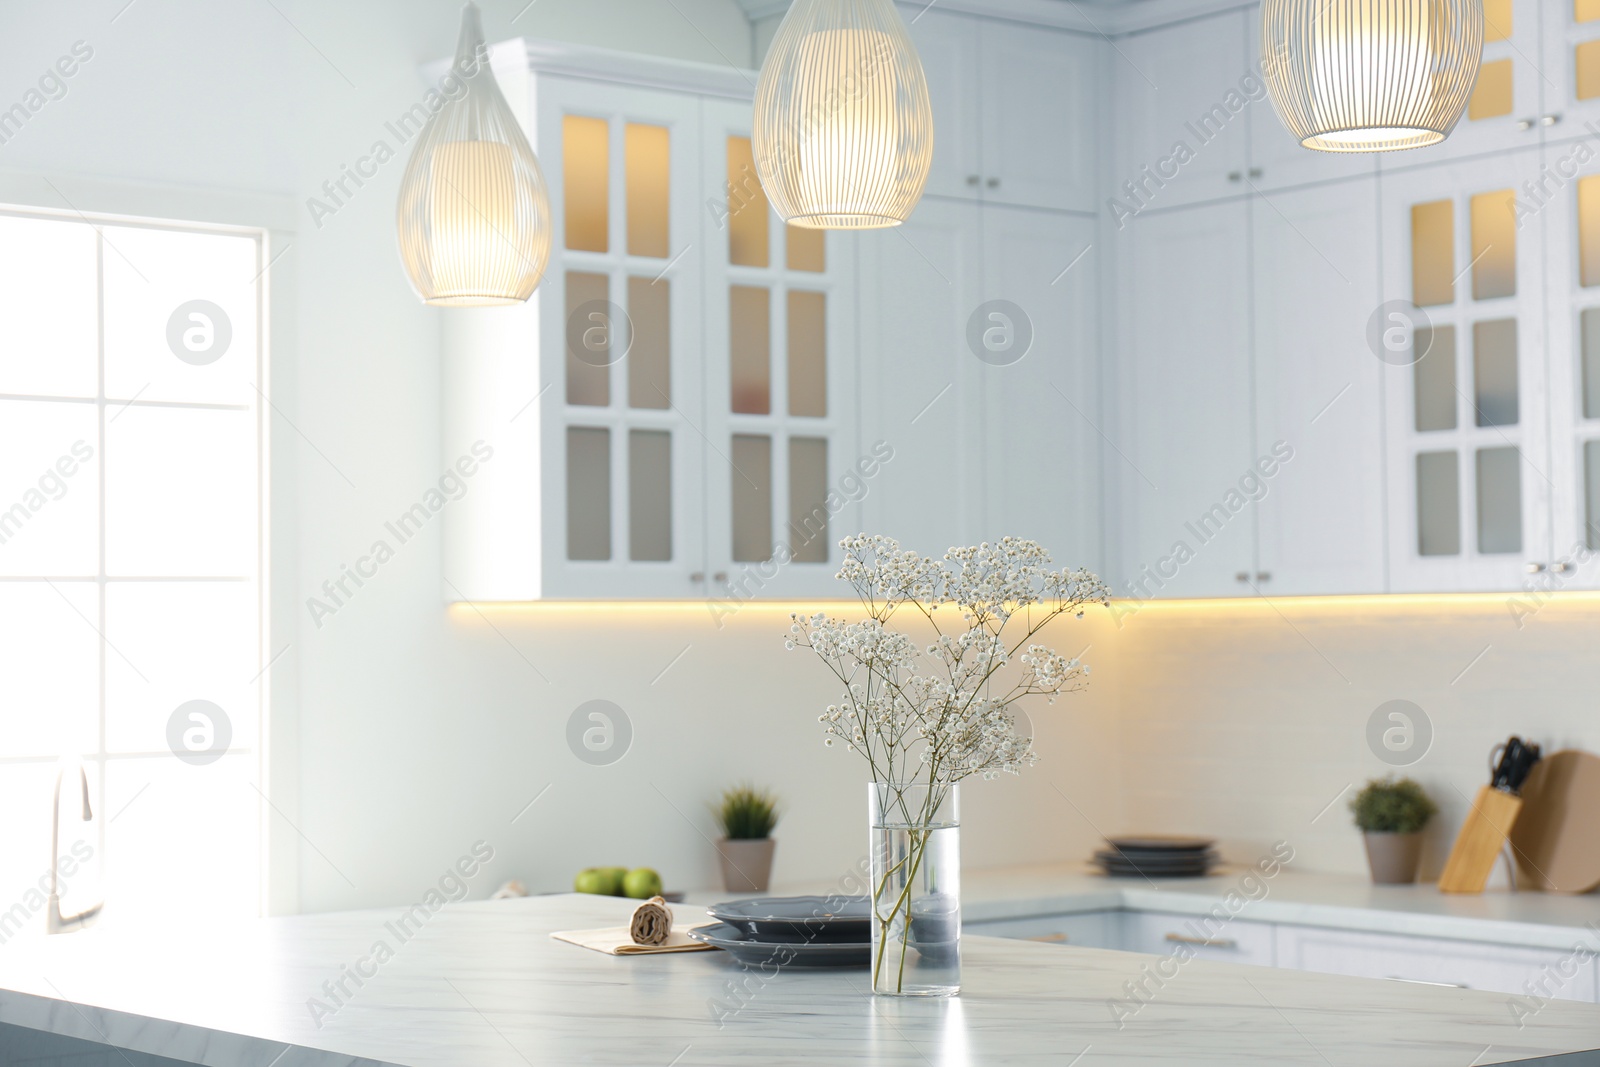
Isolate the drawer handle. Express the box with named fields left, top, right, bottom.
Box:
left=1026, top=932, right=1069, bottom=943
left=1386, top=976, right=1468, bottom=989
left=1166, top=933, right=1237, bottom=949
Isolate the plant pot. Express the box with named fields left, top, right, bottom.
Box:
left=716, top=837, right=776, bottom=894
left=1363, top=831, right=1424, bottom=884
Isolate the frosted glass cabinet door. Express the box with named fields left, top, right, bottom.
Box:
left=1251, top=179, right=1386, bottom=595
left=1114, top=200, right=1255, bottom=599
left=1540, top=0, right=1600, bottom=141
left=1538, top=141, right=1600, bottom=589
left=1379, top=154, right=1553, bottom=592
left=535, top=76, right=707, bottom=598
left=699, top=99, right=858, bottom=600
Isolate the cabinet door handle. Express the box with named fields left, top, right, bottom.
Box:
left=1235, top=572, right=1251, bottom=583
left=1387, top=976, right=1468, bottom=989
left=986, top=177, right=1000, bottom=188
left=1255, top=571, right=1272, bottom=582
left=713, top=571, right=728, bottom=583
left=1166, top=933, right=1237, bottom=949
left=1227, top=171, right=1243, bottom=182
left=1552, top=561, right=1574, bottom=574
left=1248, top=167, right=1263, bottom=179
left=689, top=572, right=705, bottom=583
left=966, top=174, right=981, bottom=186
left=1542, top=114, right=1561, bottom=127
left=1526, top=562, right=1547, bottom=574
left=1026, top=932, right=1069, bottom=943
left=1517, top=117, right=1536, bottom=131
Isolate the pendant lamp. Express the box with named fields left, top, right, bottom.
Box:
left=1261, top=0, right=1484, bottom=153
left=753, top=0, right=934, bottom=229
left=397, top=3, right=551, bottom=305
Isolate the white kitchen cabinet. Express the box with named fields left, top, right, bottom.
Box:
left=700, top=98, right=860, bottom=601
left=1543, top=0, right=1600, bottom=139
left=1111, top=11, right=1251, bottom=214
left=1536, top=137, right=1600, bottom=591
left=856, top=198, right=984, bottom=559
left=1121, top=910, right=1277, bottom=968
left=1379, top=148, right=1556, bottom=592
left=979, top=205, right=1102, bottom=573
left=977, top=21, right=1100, bottom=213
left=444, top=47, right=859, bottom=602
left=1115, top=200, right=1256, bottom=598
left=965, top=911, right=1119, bottom=950
left=1251, top=178, right=1387, bottom=595
left=1275, top=924, right=1599, bottom=1003
left=858, top=199, right=1101, bottom=571
left=907, top=7, right=1099, bottom=213
left=903, top=7, right=984, bottom=204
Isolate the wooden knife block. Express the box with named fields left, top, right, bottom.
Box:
left=1438, top=785, right=1522, bottom=894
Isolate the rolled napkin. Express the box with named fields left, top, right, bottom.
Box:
left=629, top=895, right=673, bottom=946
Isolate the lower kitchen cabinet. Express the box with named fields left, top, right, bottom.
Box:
left=1119, top=910, right=1276, bottom=968
left=971, top=910, right=1600, bottom=1003
left=1274, top=925, right=1599, bottom=1003
left=964, top=911, right=1119, bottom=950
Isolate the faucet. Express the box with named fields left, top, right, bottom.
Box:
left=46, top=763, right=102, bottom=935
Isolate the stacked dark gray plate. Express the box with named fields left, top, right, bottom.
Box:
left=688, top=895, right=871, bottom=967
left=1094, top=835, right=1217, bottom=878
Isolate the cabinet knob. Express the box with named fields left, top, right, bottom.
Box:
left=986, top=177, right=1000, bottom=188
left=1542, top=114, right=1561, bottom=127
left=713, top=571, right=729, bottom=583
left=1227, top=171, right=1243, bottom=183
left=1552, top=561, right=1574, bottom=575
left=689, top=572, right=705, bottom=583
left=1255, top=571, right=1272, bottom=582
left=1517, top=117, right=1536, bottom=131
left=1525, top=562, right=1547, bottom=574
left=966, top=174, right=981, bottom=186
left=1248, top=167, right=1263, bottom=179
left=1235, top=572, right=1250, bottom=583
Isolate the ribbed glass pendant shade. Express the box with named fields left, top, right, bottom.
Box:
left=397, top=3, right=551, bottom=306
left=753, top=0, right=933, bottom=229
left=1262, top=0, right=1484, bottom=153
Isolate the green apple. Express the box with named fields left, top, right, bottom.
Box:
left=622, top=867, right=663, bottom=899
left=573, top=867, right=625, bottom=896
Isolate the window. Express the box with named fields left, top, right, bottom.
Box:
left=0, top=207, right=264, bottom=936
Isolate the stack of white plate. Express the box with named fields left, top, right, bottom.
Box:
left=1094, top=835, right=1217, bottom=878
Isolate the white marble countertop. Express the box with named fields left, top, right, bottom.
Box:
left=944, top=862, right=1600, bottom=950
left=2, top=893, right=1598, bottom=1066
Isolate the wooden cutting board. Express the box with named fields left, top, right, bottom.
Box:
left=1508, top=750, right=1600, bottom=894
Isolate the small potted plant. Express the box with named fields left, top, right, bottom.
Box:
left=1350, top=776, right=1438, bottom=884
left=713, top=784, right=780, bottom=894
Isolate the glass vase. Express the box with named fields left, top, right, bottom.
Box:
left=867, top=781, right=960, bottom=996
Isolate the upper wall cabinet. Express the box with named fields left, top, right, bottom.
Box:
left=1543, top=0, right=1600, bottom=141
left=1251, top=179, right=1386, bottom=595
left=1114, top=200, right=1256, bottom=598
left=443, top=54, right=857, bottom=602
left=1380, top=153, right=1555, bottom=592
left=1112, top=11, right=1251, bottom=213
left=907, top=7, right=1099, bottom=212
left=1246, top=15, right=1375, bottom=194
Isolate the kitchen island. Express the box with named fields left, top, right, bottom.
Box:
left=1, top=893, right=1597, bottom=1066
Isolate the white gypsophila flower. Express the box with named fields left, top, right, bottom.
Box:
left=790, top=535, right=1106, bottom=800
